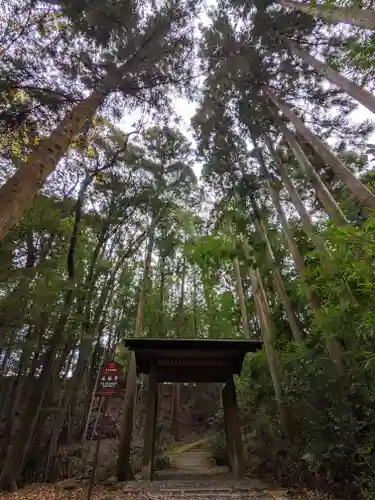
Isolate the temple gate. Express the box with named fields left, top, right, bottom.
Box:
left=117, top=338, right=263, bottom=481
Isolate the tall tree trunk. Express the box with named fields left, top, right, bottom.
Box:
left=279, top=0, right=375, bottom=31
left=262, top=168, right=307, bottom=275
left=233, top=257, right=251, bottom=338
left=177, top=257, right=186, bottom=339
left=79, top=225, right=110, bottom=343
left=260, top=162, right=346, bottom=372
left=46, top=279, right=116, bottom=477
left=0, top=325, right=34, bottom=463
left=263, top=169, right=316, bottom=307
left=171, top=256, right=187, bottom=441
left=272, top=114, right=348, bottom=226
left=229, top=221, right=251, bottom=338
left=242, top=238, right=290, bottom=435
left=0, top=290, right=75, bottom=490
left=0, top=174, right=86, bottom=489
left=273, top=188, right=346, bottom=374
left=284, top=39, right=375, bottom=115
left=261, top=142, right=345, bottom=376
left=117, top=217, right=157, bottom=479
left=134, top=224, right=156, bottom=338
left=250, top=196, right=303, bottom=344
left=264, top=135, right=331, bottom=262
left=72, top=226, right=148, bottom=416
left=0, top=232, right=38, bottom=341
left=171, top=383, right=180, bottom=442
left=202, top=277, right=215, bottom=339
left=0, top=86, right=108, bottom=240
left=251, top=135, right=306, bottom=343
left=265, top=87, right=375, bottom=209
left=158, top=254, right=166, bottom=337
left=193, top=271, right=198, bottom=337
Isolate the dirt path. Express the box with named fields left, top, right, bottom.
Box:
left=165, top=446, right=229, bottom=476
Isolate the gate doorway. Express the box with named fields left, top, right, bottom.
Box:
left=117, top=338, right=263, bottom=481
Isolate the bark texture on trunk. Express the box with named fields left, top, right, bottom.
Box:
left=246, top=180, right=303, bottom=343
left=0, top=87, right=107, bottom=240
left=265, top=175, right=320, bottom=307
left=261, top=165, right=346, bottom=373
left=193, top=272, right=198, bottom=337
left=116, top=353, right=137, bottom=481
left=285, top=39, right=375, bottom=115
left=242, top=238, right=290, bottom=436
left=265, top=135, right=330, bottom=261
left=229, top=223, right=251, bottom=339
left=134, top=226, right=156, bottom=337
left=253, top=211, right=303, bottom=344
left=171, top=382, right=180, bottom=441
left=280, top=0, right=375, bottom=30
left=177, top=257, right=186, bottom=338
left=233, top=257, right=251, bottom=338
left=251, top=139, right=312, bottom=331
left=275, top=118, right=348, bottom=226
left=261, top=138, right=347, bottom=374
left=158, top=255, right=166, bottom=337
left=265, top=172, right=307, bottom=275
left=117, top=218, right=157, bottom=479
left=265, top=87, right=375, bottom=209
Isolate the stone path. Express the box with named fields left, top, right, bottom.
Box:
left=123, top=479, right=289, bottom=499
left=122, top=446, right=290, bottom=499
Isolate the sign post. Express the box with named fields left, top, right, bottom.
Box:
left=86, top=362, right=121, bottom=500
left=96, top=361, right=121, bottom=397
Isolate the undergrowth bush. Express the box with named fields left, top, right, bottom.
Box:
left=154, top=423, right=172, bottom=470
left=233, top=349, right=375, bottom=498
left=208, top=412, right=229, bottom=467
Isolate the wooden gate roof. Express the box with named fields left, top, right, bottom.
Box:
left=124, top=338, right=263, bottom=383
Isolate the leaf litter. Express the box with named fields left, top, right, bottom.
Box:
left=0, top=484, right=334, bottom=500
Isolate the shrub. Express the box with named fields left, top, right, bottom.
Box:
left=231, top=348, right=375, bottom=498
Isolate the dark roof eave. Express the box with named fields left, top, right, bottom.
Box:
left=124, top=338, right=263, bottom=353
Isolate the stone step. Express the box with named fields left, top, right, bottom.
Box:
left=122, top=478, right=287, bottom=498
left=124, top=493, right=268, bottom=499
left=123, top=487, right=287, bottom=499
left=159, top=494, right=258, bottom=499
left=159, top=487, right=269, bottom=496
left=160, top=488, right=234, bottom=493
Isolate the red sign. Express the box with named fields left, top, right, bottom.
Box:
left=96, top=362, right=121, bottom=397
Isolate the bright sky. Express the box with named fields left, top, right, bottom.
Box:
left=120, top=97, right=375, bottom=179
left=351, top=104, right=375, bottom=131
left=119, top=97, right=200, bottom=173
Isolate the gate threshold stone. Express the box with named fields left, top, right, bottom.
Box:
left=160, top=487, right=233, bottom=492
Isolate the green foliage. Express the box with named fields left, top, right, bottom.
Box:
left=303, top=218, right=375, bottom=348
left=186, top=234, right=234, bottom=271
left=224, top=348, right=375, bottom=497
